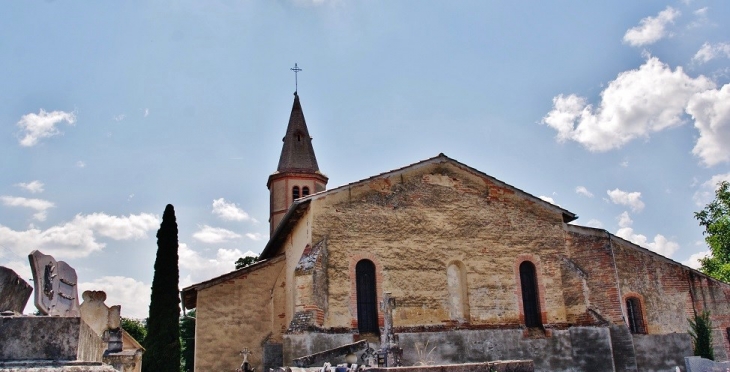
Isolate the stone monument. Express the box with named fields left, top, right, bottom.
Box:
left=0, top=250, right=141, bottom=372
left=0, top=267, right=32, bottom=315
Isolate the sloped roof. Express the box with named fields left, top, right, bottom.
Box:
left=276, top=93, right=320, bottom=173
left=259, top=153, right=578, bottom=260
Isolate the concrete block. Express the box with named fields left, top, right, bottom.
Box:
left=0, top=316, right=104, bottom=362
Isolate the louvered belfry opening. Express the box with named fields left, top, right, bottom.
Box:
left=626, top=297, right=646, bottom=334
left=520, top=261, right=542, bottom=328
left=356, top=259, right=379, bottom=335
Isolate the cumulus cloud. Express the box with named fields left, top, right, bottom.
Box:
left=693, top=173, right=730, bottom=206
left=245, top=232, right=264, bottom=241
left=538, top=195, right=560, bottom=207
left=607, top=189, right=645, bottom=212
left=79, top=276, right=151, bottom=319
left=211, top=198, right=256, bottom=222
left=0, top=212, right=159, bottom=259
left=682, top=250, right=710, bottom=269
left=15, top=181, right=44, bottom=194
left=1, top=196, right=55, bottom=221
left=192, top=225, right=242, bottom=244
left=687, top=84, right=730, bottom=166
left=585, top=219, right=603, bottom=228
left=113, top=114, right=125, bottom=122
left=143, top=109, right=149, bottom=117
left=542, top=57, right=715, bottom=152
left=623, top=7, right=680, bottom=47
left=575, top=186, right=594, bottom=198
left=16, top=109, right=77, bottom=147
left=615, top=211, right=679, bottom=258
left=179, top=243, right=259, bottom=283
left=76, top=161, right=86, bottom=168
left=692, top=42, right=730, bottom=64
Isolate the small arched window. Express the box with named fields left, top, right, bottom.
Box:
left=292, top=186, right=300, bottom=200
left=519, top=261, right=542, bottom=328
left=626, top=297, right=646, bottom=334
left=302, top=186, right=310, bottom=197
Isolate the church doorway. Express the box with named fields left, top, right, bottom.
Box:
left=520, top=261, right=542, bottom=328
left=356, top=259, right=379, bottom=335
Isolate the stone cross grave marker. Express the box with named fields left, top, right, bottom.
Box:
left=28, top=250, right=80, bottom=317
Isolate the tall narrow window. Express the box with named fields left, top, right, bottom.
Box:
left=447, top=262, right=470, bottom=322
left=520, top=261, right=542, bottom=328
left=292, top=186, right=300, bottom=200
left=356, top=260, right=379, bottom=335
left=626, top=297, right=646, bottom=334
left=302, top=186, right=310, bottom=197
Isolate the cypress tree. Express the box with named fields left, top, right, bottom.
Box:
left=143, top=204, right=181, bottom=372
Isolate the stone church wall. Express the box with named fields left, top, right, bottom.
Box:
left=193, top=256, right=286, bottom=372
left=309, top=162, right=571, bottom=331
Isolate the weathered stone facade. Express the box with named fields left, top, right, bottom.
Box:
left=183, top=154, right=730, bottom=372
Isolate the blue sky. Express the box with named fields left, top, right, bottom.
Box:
left=2, top=1, right=729, bottom=318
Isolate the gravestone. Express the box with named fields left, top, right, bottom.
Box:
left=28, top=250, right=80, bottom=317
left=0, top=250, right=124, bottom=372
left=0, top=266, right=33, bottom=314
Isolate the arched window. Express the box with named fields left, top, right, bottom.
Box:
left=519, top=261, right=542, bottom=328
left=447, top=261, right=470, bottom=322
left=302, top=186, right=310, bottom=197
left=626, top=297, right=646, bottom=334
left=292, top=186, right=300, bottom=200
left=356, top=260, right=379, bottom=335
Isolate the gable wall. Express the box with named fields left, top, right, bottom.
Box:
left=193, top=257, right=286, bottom=372
left=309, top=161, right=574, bottom=331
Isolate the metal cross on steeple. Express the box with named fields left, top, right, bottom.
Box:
left=290, top=63, right=302, bottom=94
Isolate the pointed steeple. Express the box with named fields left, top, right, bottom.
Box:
left=268, top=92, right=328, bottom=235
left=276, top=93, right=320, bottom=172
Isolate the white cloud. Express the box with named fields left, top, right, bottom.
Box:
left=78, top=276, right=151, bottom=319
left=575, top=186, right=594, bottom=198
left=692, top=42, right=730, bottom=64
left=620, top=160, right=629, bottom=168
left=623, top=7, right=680, bottom=47
left=245, top=232, right=264, bottom=241
left=542, top=57, right=715, bottom=152
left=0, top=212, right=159, bottom=259
left=76, top=161, right=86, bottom=168
left=615, top=211, right=679, bottom=258
left=687, top=84, right=730, bottom=166
left=1, top=196, right=55, bottom=221
left=16, top=109, right=77, bottom=147
left=143, top=109, right=149, bottom=117
left=538, top=195, right=560, bottom=207
left=113, top=114, right=125, bottom=122
left=211, top=198, right=255, bottom=222
left=179, top=244, right=258, bottom=283
left=15, top=181, right=44, bottom=194
left=682, top=250, right=710, bottom=269
left=192, top=225, right=242, bottom=244
left=693, top=173, right=730, bottom=206
left=585, top=219, right=603, bottom=228
left=607, top=189, right=645, bottom=212
left=3, top=260, right=32, bottom=282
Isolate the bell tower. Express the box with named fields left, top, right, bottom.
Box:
left=267, top=92, right=328, bottom=234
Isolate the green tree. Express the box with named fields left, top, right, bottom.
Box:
left=180, top=310, right=195, bottom=372
left=235, top=255, right=259, bottom=270
left=121, top=317, right=147, bottom=343
left=695, top=181, right=730, bottom=282
left=689, top=311, right=714, bottom=360
left=143, top=204, right=181, bottom=372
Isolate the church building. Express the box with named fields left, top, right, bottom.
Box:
left=182, top=93, right=730, bottom=372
